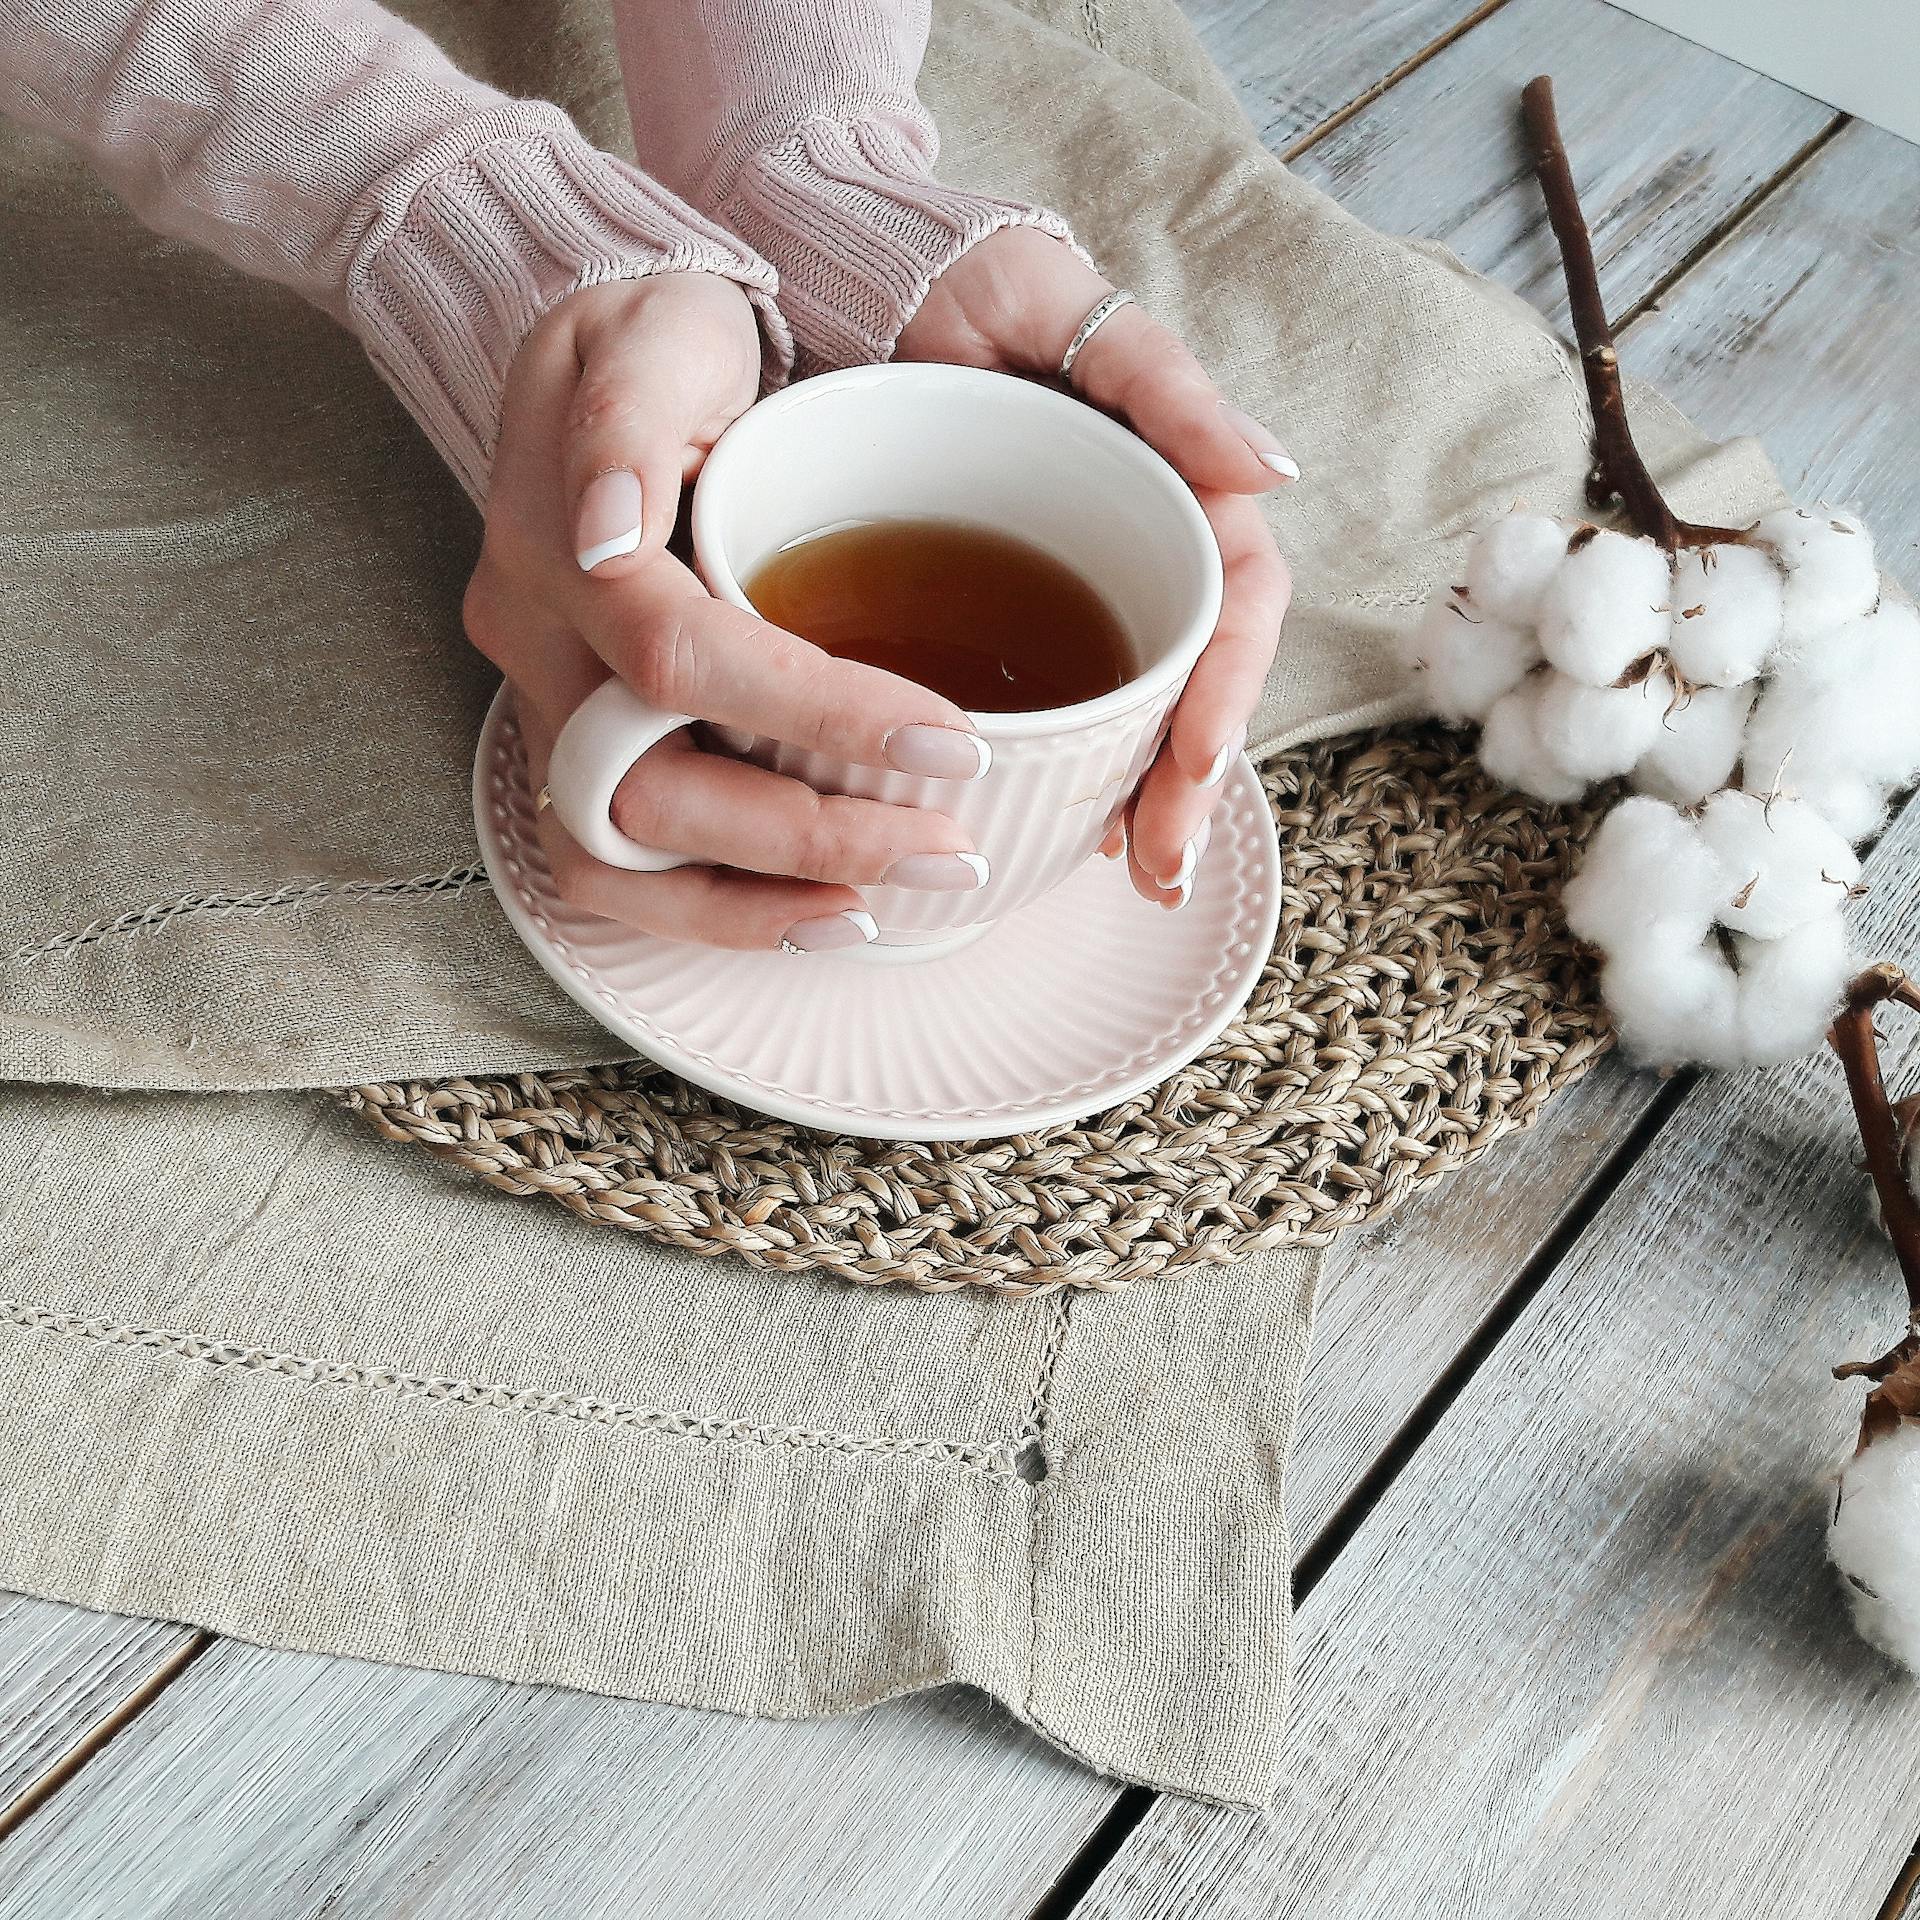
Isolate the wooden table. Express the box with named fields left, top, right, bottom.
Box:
left=6, top=2, right=1920, bottom=1913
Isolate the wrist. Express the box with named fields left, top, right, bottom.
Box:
left=717, top=117, right=1087, bottom=374
left=352, top=116, right=791, bottom=504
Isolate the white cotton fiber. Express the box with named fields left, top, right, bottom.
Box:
left=1631, top=683, right=1755, bottom=805
left=1744, top=600, right=1920, bottom=799
left=1478, top=677, right=1590, bottom=804
left=1756, top=505, right=1879, bottom=648
left=1600, top=933, right=1740, bottom=1069
left=1464, top=511, right=1569, bottom=625
left=1732, top=916, right=1852, bottom=1065
left=1789, top=767, right=1892, bottom=845
left=1667, top=542, right=1783, bottom=686
left=1400, top=592, right=1537, bottom=724
left=1533, top=669, right=1672, bottom=782
left=1696, top=790, right=1861, bottom=940
left=1829, top=1420, right=1920, bottom=1673
left=1562, top=795, right=1728, bottom=950
left=1536, top=530, right=1672, bottom=685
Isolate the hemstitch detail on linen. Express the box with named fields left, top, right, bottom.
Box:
left=11, top=862, right=494, bottom=963
left=0, top=1298, right=1024, bottom=1480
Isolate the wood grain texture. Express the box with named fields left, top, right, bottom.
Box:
left=1173, top=0, right=1498, bottom=153
left=1074, top=118, right=1920, bottom=1920
left=0, top=1600, right=198, bottom=1821
left=1290, top=0, right=1835, bottom=329
left=0, top=1653, right=1109, bottom=1920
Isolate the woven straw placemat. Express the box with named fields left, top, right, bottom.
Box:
left=343, top=727, right=1612, bottom=1294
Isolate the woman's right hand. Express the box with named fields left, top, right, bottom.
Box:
left=465, top=272, right=992, bottom=953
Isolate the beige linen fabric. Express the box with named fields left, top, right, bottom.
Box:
left=0, top=1083, right=1315, bottom=1805
left=0, top=0, right=1785, bottom=1091
left=0, top=0, right=1788, bottom=1802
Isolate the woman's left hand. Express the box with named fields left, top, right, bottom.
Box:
left=897, top=226, right=1294, bottom=907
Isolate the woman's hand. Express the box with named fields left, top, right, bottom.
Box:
left=898, top=228, right=1295, bottom=908
left=466, top=273, right=993, bottom=953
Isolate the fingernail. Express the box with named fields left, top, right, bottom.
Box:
left=1203, top=727, right=1246, bottom=788
left=781, top=909, right=879, bottom=954
left=1219, top=404, right=1299, bottom=481
left=1155, top=814, right=1213, bottom=892
left=883, top=725, right=992, bottom=780
left=575, top=470, right=645, bottom=572
left=883, top=851, right=990, bottom=891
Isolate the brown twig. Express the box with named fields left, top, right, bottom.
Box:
left=1830, top=964, right=1920, bottom=1313
left=1520, top=77, right=1743, bottom=551
left=1829, top=965, right=1920, bottom=1448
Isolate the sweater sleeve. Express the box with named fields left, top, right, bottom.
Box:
left=612, top=0, right=1087, bottom=374
left=0, top=0, right=792, bottom=502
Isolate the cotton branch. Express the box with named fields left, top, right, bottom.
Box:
left=1828, top=963, right=1920, bottom=1449
left=1520, top=76, right=1741, bottom=552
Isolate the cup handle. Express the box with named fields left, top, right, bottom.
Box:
left=545, top=679, right=697, bottom=873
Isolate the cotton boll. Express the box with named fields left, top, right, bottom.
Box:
left=1532, top=669, right=1672, bottom=782
left=1667, top=542, right=1783, bottom=686
left=1829, top=1421, right=1920, bottom=1673
left=1790, top=767, right=1892, bottom=844
left=1399, top=592, right=1537, bottom=724
left=1746, top=601, right=1920, bottom=797
left=1732, top=916, right=1853, bottom=1065
left=1840, top=601, right=1920, bottom=787
left=1599, top=932, right=1740, bottom=1069
left=1562, top=795, right=1728, bottom=950
left=1631, top=682, right=1755, bottom=805
left=1464, top=511, right=1569, bottom=625
left=1536, top=530, right=1671, bottom=685
left=1477, top=677, right=1591, bottom=804
left=1697, top=790, right=1861, bottom=939
left=1756, top=506, right=1879, bottom=648
left=1739, top=684, right=1891, bottom=840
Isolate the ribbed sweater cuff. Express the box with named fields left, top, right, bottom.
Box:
left=721, top=117, right=1091, bottom=374
left=352, top=110, right=792, bottom=503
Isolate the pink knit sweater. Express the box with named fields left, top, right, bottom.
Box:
left=0, top=0, right=1075, bottom=501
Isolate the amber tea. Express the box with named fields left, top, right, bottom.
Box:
left=743, top=518, right=1135, bottom=712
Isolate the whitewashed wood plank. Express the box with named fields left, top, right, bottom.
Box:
left=1289, top=0, right=1836, bottom=329
left=0, top=1653, right=1107, bottom=1920
left=1073, top=114, right=1920, bottom=1920
left=0, top=1599, right=198, bottom=1825
left=1176, top=0, right=1497, bottom=153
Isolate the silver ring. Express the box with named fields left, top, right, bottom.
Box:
left=1058, top=289, right=1136, bottom=381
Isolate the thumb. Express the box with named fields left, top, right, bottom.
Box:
left=564, top=282, right=753, bottom=581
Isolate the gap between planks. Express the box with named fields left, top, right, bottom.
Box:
left=1276, top=0, right=1519, bottom=163
left=0, top=1633, right=211, bottom=1847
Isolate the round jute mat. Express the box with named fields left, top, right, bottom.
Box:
left=342, top=727, right=1613, bottom=1295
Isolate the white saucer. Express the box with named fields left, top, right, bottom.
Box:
left=473, top=691, right=1282, bottom=1141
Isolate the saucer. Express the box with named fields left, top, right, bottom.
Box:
left=473, top=691, right=1282, bottom=1141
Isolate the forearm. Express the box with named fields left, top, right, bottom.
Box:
left=613, top=0, right=1082, bottom=371
left=1, top=0, right=787, bottom=499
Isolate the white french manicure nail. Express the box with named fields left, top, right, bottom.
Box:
left=781, top=909, right=879, bottom=954
left=1156, top=814, right=1213, bottom=895
left=1204, top=728, right=1246, bottom=788
left=1219, top=403, right=1300, bottom=482
left=883, top=851, right=990, bottom=891
left=575, top=469, right=644, bottom=572
left=884, top=725, right=992, bottom=780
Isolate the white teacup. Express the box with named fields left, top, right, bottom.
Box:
left=546, top=362, right=1224, bottom=959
